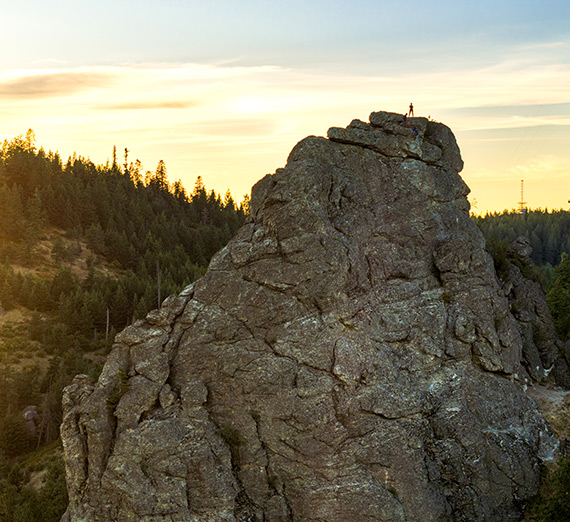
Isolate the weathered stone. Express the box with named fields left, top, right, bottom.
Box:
left=501, top=237, right=570, bottom=387
left=328, top=116, right=443, bottom=166
left=114, top=375, right=162, bottom=432
left=508, top=235, right=533, bottom=260
left=158, top=383, right=177, bottom=409
left=60, top=375, right=95, bottom=503
left=61, top=112, right=567, bottom=522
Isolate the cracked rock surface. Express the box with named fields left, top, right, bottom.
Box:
left=61, top=111, right=566, bottom=521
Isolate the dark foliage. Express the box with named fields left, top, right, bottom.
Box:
left=546, top=253, right=570, bottom=340
left=473, top=209, right=570, bottom=268
left=0, top=451, right=68, bottom=522
left=0, top=131, right=246, bottom=341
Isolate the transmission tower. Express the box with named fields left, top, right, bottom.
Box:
left=518, top=179, right=527, bottom=214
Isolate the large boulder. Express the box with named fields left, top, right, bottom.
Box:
left=61, top=111, right=564, bottom=521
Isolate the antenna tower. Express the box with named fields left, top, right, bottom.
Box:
left=518, top=179, right=527, bottom=214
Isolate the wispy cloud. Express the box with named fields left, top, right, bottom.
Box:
left=466, top=155, right=569, bottom=183
left=97, top=100, right=195, bottom=110
left=511, top=154, right=570, bottom=179
left=0, top=71, right=110, bottom=97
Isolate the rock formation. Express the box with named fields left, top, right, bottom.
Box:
left=61, top=111, right=566, bottom=521
left=501, top=236, right=570, bottom=387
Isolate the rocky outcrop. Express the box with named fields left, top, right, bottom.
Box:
left=22, top=405, right=39, bottom=437
left=501, top=236, right=570, bottom=386
left=61, top=111, right=565, bottom=521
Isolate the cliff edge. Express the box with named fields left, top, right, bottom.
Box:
left=61, top=112, right=567, bottom=521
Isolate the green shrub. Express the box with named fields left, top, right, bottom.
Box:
left=106, top=366, right=130, bottom=411
left=526, top=457, right=570, bottom=521
left=0, top=411, right=31, bottom=458
left=0, top=454, right=68, bottom=522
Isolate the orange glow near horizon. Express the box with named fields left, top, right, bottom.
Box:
left=1, top=61, right=569, bottom=215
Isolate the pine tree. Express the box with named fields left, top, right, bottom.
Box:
left=155, top=160, right=168, bottom=191
left=0, top=410, right=30, bottom=457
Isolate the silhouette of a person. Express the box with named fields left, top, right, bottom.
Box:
left=409, top=103, right=414, bottom=117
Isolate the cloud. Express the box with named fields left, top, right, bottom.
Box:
left=464, top=154, right=570, bottom=184
left=97, top=100, right=195, bottom=110
left=31, top=58, right=68, bottom=66
left=510, top=154, right=570, bottom=179
left=184, top=118, right=281, bottom=138
left=0, top=71, right=110, bottom=97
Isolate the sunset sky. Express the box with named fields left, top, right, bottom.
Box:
left=1, top=0, right=569, bottom=214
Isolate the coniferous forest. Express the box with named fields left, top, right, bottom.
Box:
left=473, top=210, right=570, bottom=269
left=0, top=131, right=247, bottom=521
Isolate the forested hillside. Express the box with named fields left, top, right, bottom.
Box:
left=473, top=209, right=570, bottom=268
left=0, top=131, right=247, bottom=521
left=474, top=209, right=570, bottom=342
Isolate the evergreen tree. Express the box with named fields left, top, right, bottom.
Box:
left=0, top=185, right=24, bottom=241
left=154, top=159, right=168, bottom=191
left=0, top=411, right=30, bottom=458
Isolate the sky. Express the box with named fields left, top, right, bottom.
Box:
left=1, top=0, right=569, bottom=214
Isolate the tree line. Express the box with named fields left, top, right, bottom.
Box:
left=473, top=209, right=570, bottom=268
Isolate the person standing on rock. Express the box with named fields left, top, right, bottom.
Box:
left=402, top=113, right=408, bottom=127
left=409, top=103, right=414, bottom=117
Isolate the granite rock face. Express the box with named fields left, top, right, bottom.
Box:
left=61, top=112, right=564, bottom=521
